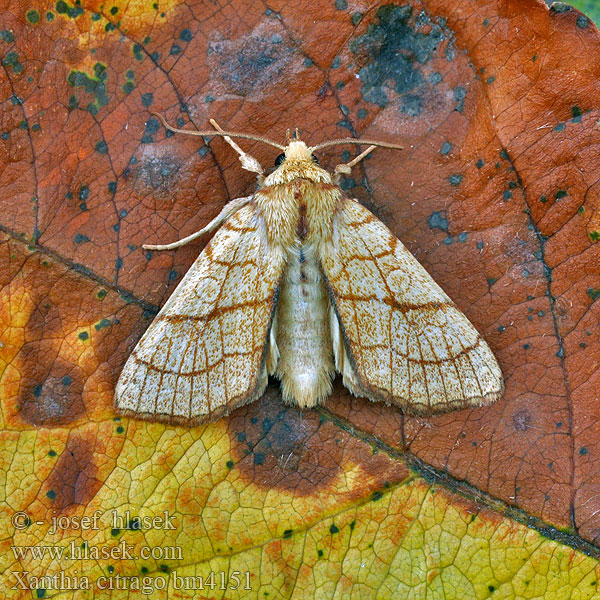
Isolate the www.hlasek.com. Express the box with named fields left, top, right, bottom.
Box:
left=11, top=569, right=252, bottom=594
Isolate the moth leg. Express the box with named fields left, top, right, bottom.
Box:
left=142, top=195, right=252, bottom=251
left=210, top=119, right=265, bottom=182
left=333, top=145, right=377, bottom=184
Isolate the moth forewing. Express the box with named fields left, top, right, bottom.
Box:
left=114, top=203, right=285, bottom=424
left=320, top=198, right=503, bottom=415
left=115, top=120, right=503, bottom=424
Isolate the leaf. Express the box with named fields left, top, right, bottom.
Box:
left=1, top=0, right=600, bottom=597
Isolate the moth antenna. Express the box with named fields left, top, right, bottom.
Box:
left=334, top=145, right=377, bottom=177
left=151, top=112, right=286, bottom=150
left=309, top=138, right=404, bottom=152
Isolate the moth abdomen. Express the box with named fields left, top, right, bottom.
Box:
left=273, top=244, right=335, bottom=408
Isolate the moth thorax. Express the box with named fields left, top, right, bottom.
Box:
left=285, top=140, right=312, bottom=162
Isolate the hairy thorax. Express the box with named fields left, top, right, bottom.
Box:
left=256, top=175, right=344, bottom=407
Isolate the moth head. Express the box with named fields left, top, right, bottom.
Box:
left=282, top=140, right=313, bottom=163
left=267, top=140, right=331, bottom=184
left=274, top=141, right=320, bottom=167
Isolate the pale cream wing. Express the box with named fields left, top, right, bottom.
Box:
left=321, top=199, right=503, bottom=415
left=115, top=202, right=285, bottom=425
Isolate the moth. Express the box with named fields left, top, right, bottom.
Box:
left=115, top=116, right=503, bottom=425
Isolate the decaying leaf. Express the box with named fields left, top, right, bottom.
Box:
left=2, top=0, right=600, bottom=597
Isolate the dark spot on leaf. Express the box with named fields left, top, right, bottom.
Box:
left=352, top=12, right=363, bottom=25
left=440, top=141, right=451, bottom=155
left=427, top=211, right=448, bottom=232
left=340, top=177, right=356, bottom=191
left=577, top=15, right=589, bottom=28
left=133, top=43, right=143, bottom=61
left=429, top=71, right=442, bottom=84
left=349, top=5, right=446, bottom=110
left=0, top=29, right=15, bottom=42
left=513, top=409, right=532, bottom=432
left=587, top=288, right=600, bottom=301
left=330, top=524, right=339, bottom=534
left=208, top=28, right=295, bottom=97
left=45, top=434, right=101, bottom=509
left=401, top=94, right=422, bottom=115
left=283, top=528, right=293, bottom=538
left=134, top=155, right=181, bottom=192
left=453, top=86, right=466, bottom=112
left=95, top=141, right=108, bottom=154
left=580, top=447, right=588, bottom=456
left=26, top=10, right=40, bottom=24
left=74, top=233, right=90, bottom=245
left=94, top=318, right=112, bottom=330
left=141, top=92, right=153, bottom=107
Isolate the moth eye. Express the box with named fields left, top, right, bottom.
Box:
left=274, top=153, right=286, bottom=167
left=311, top=154, right=319, bottom=164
